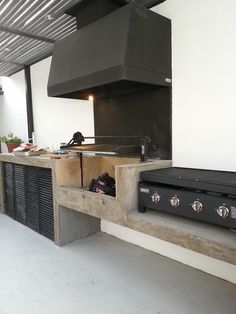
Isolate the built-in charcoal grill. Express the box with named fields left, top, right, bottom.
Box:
left=63, top=144, right=140, bottom=155
left=61, top=132, right=150, bottom=161
left=138, top=167, right=236, bottom=229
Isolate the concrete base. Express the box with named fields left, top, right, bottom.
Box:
left=58, top=206, right=101, bottom=246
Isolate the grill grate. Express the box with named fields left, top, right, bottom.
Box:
left=65, top=144, right=140, bottom=155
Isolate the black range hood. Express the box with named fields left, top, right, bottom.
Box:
left=47, top=2, right=171, bottom=100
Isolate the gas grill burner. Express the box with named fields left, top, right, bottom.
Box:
left=61, top=131, right=151, bottom=162
left=139, top=167, right=236, bottom=229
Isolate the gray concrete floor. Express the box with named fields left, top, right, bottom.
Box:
left=0, top=214, right=236, bottom=314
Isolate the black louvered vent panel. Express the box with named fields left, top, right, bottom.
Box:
left=13, top=164, right=27, bottom=225
left=3, top=163, right=54, bottom=241
left=25, top=166, right=40, bottom=233
left=3, top=162, right=15, bottom=219
left=38, top=168, right=54, bottom=241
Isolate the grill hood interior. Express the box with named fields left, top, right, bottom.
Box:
left=47, top=3, right=171, bottom=100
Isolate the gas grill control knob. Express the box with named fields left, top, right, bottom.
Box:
left=170, top=196, right=180, bottom=208
left=151, top=193, right=160, bottom=204
left=191, top=201, right=203, bottom=213
left=216, top=206, right=229, bottom=219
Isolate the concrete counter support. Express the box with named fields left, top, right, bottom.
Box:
left=55, top=158, right=171, bottom=245
left=58, top=206, right=101, bottom=246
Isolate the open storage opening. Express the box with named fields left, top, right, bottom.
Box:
left=56, top=155, right=140, bottom=190
left=82, top=155, right=140, bottom=189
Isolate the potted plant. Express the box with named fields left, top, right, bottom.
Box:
left=0, top=133, right=22, bottom=153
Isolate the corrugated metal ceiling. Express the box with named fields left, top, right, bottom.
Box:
left=0, top=0, right=80, bottom=76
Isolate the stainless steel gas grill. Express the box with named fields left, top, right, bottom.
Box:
left=138, top=167, right=236, bottom=229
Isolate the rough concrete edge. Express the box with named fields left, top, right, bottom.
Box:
left=126, top=213, right=236, bottom=265
left=0, top=154, right=54, bottom=168
left=57, top=187, right=120, bottom=223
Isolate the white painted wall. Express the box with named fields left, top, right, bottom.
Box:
left=0, top=71, right=28, bottom=142
left=153, top=0, right=236, bottom=171
left=0, top=58, right=94, bottom=149
left=30, top=57, right=94, bottom=148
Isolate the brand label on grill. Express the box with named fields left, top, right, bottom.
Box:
left=230, top=206, right=236, bottom=219
left=140, top=188, right=150, bottom=193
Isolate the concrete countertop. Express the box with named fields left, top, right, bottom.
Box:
left=0, top=153, right=54, bottom=168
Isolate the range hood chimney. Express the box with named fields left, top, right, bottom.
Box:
left=47, top=2, right=171, bottom=100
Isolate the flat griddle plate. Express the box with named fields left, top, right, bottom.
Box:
left=140, top=167, right=236, bottom=195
